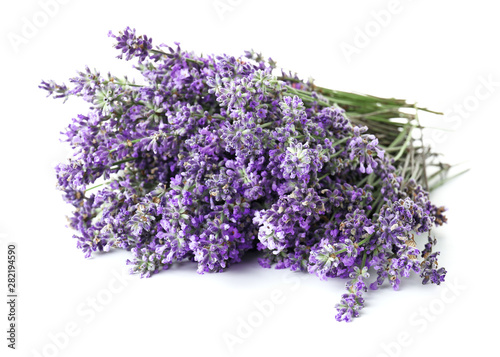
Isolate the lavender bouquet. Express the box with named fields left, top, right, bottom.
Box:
left=41, top=28, right=454, bottom=322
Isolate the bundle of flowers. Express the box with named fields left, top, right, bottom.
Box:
left=41, top=27, right=452, bottom=321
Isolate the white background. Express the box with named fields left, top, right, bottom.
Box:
left=1, top=0, right=499, bottom=356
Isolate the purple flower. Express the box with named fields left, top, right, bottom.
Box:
left=348, top=126, right=384, bottom=174
left=108, top=27, right=153, bottom=62
left=39, top=80, right=69, bottom=101
left=420, top=252, right=446, bottom=285
left=308, top=239, right=341, bottom=280
left=335, top=292, right=364, bottom=322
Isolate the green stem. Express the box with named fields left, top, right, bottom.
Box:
left=109, top=157, right=137, bottom=168
left=368, top=194, right=384, bottom=217
left=278, top=77, right=443, bottom=115
left=335, top=235, right=372, bottom=255
left=429, top=168, right=470, bottom=191
left=318, top=172, right=330, bottom=181
left=427, top=165, right=451, bottom=182
left=361, top=251, right=367, bottom=268
left=110, top=138, right=143, bottom=152
left=333, top=136, right=350, bottom=146
left=259, top=122, right=274, bottom=128
left=388, top=125, right=410, bottom=149
left=357, top=173, right=374, bottom=187
left=150, top=49, right=204, bottom=65
left=393, top=125, right=414, bottom=162
left=85, top=182, right=107, bottom=192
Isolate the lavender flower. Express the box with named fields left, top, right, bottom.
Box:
left=335, top=292, right=365, bottom=322
left=108, top=27, right=153, bottom=62
left=348, top=126, right=384, bottom=174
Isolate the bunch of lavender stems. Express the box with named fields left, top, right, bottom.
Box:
left=40, top=27, right=458, bottom=322
left=283, top=76, right=454, bottom=188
